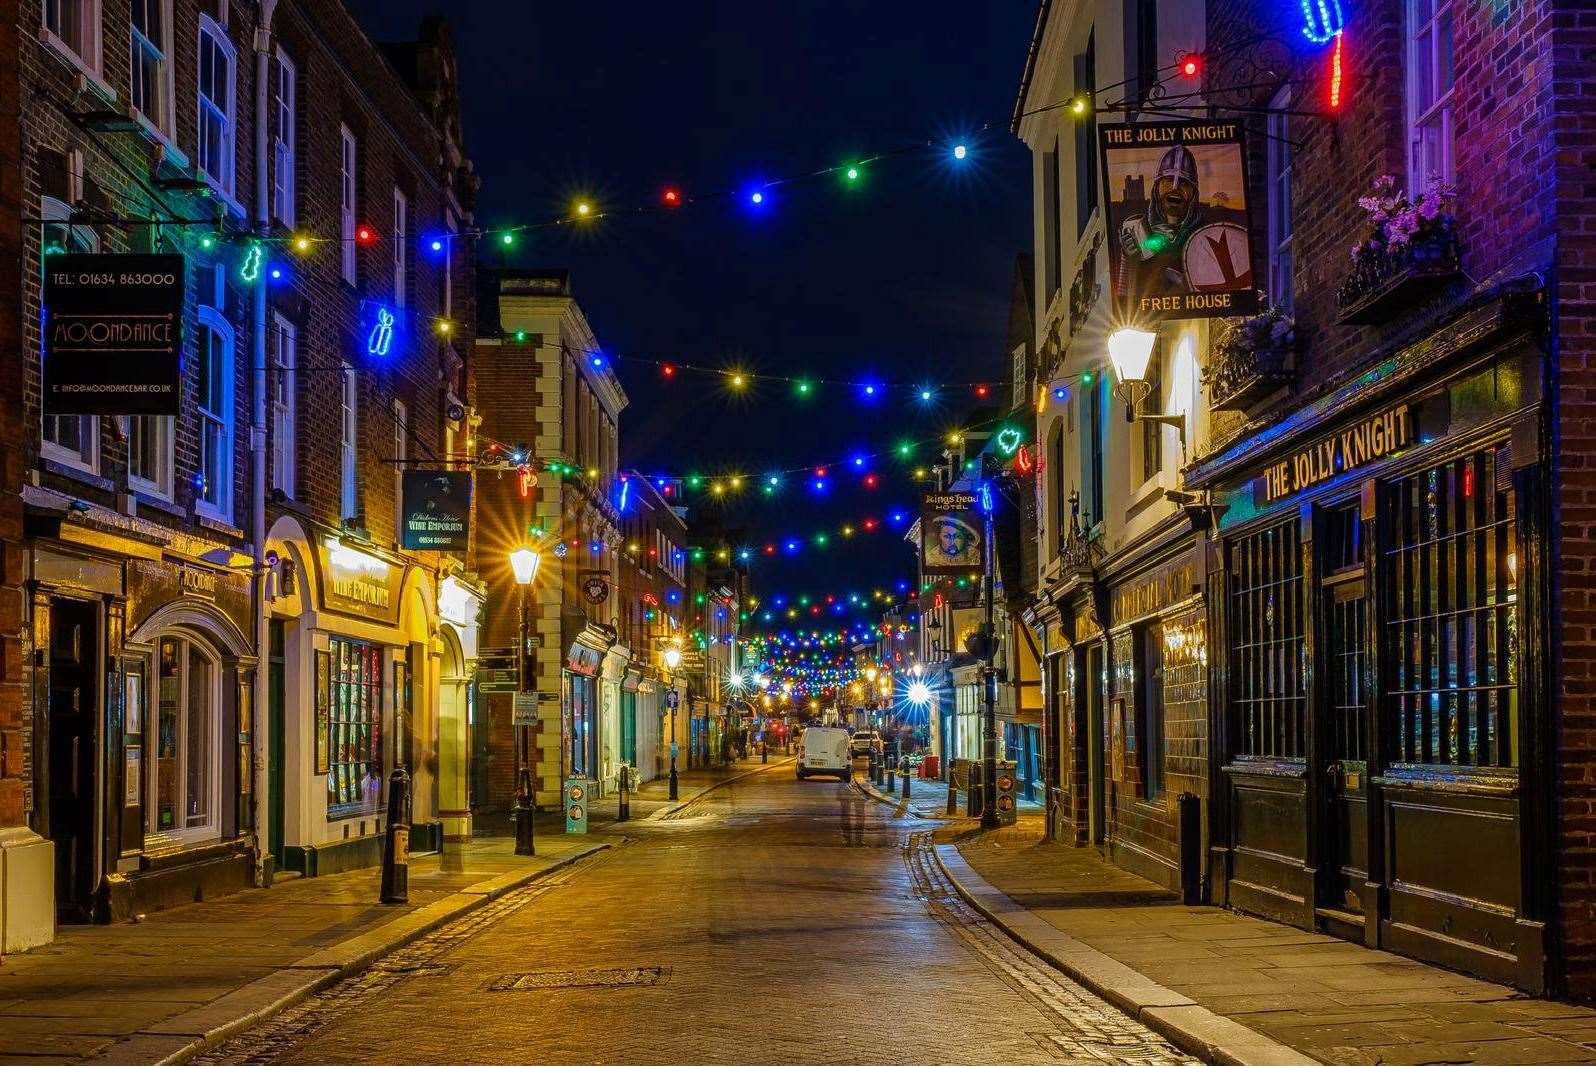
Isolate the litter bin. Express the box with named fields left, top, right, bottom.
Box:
left=920, top=754, right=940, bottom=779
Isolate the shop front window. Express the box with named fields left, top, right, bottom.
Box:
left=1229, top=520, right=1306, bottom=759
left=328, top=637, right=383, bottom=813
left=1384, top=447, right=1517, bottom=767
left=152, top=635, right=218, bottom=837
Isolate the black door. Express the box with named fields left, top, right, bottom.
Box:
left=1321, top=572, right=1371, bottom=929
left=48, top=598, right=99, bottom=922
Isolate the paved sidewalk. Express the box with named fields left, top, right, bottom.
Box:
left=0, top=755, right=783, bottom=1063
left=944, top=815, right=1596, bottom=1066
left=854, top=768, right=1044, bottom=820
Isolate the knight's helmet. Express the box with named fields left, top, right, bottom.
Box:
left=1149, top=144, right=1199, bottom=226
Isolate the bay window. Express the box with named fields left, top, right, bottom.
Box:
left=151, top=635, right=219, bottom=838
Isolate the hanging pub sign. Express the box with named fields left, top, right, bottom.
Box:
left=43, top=253, right=185, bottom=415
left=581, top=575, right=610, bottom=605
left=400, top=471, right=471, bottom=551
left=920, top=492, right=983, bottom=576
left=1098, top=123, right=1257, bottom=322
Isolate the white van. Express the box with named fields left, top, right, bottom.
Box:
left=796, top=726, right=853, bottom=781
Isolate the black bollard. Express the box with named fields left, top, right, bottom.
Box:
left=514, top=765, right=536, bottom=856
left=866, top=750, right=876, bottom=784
left=900, top=758, right=911, bottom=799
left=762, top=741, right=768, bottom=764
left=617, top=765, right=631, bottom=822
left=380, top=767, right=411, bottom=904
left=946, top=777, right=958, bottom=815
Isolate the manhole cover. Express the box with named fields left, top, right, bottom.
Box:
left=488, top=967, right=666, bottom=991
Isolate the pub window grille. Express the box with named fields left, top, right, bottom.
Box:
left=1229, top=520, right=1306, bottom=758
left=327, top=637, right=383, bottom=812
left=1384, top=448, right=1517, bottom=767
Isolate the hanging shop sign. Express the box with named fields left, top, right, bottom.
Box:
left=400, top=471, right=471, bottom=551
left=1098, top=123, right=1257, bottom=322
left=920, top=492, right=983, bottom=576
left=43, top=253, right=185, bottom=415
left=316, top=537, right=403, bottom=625
left=1253, top=402, right=1429, bottom=505
left=581, top=575, right=611, bottom=605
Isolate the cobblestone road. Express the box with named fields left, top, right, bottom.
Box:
left=203, top=772, right=1199, bottom=1065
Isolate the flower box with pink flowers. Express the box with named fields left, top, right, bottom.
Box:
left=1336, top=175, right=1462, bottom=326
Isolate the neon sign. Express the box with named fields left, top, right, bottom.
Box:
left=367, top=306, right=395, bottom=357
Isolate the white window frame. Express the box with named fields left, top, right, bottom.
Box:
left=339, top=125, right=358, bottom=284
left=269, top=312, right=296, bottom=498
left=129, top=0, right=173, bottom=137
left=271, top=46, right=295, bottom=226
left=144, top=633, right=223, bottom=848
left=39, top=196, right=100, bottom=473
left=443, top=211, right=456, bottom=316
left=340, top=363, right=359, bottom=521
left=392, top=188, right=407, bottom=307
left=1266, top=86, right=1294, bottom=311
left=392, top=398, right=407, bottom=541
left=126, top=415, right=173, bottom=499
left=42, top=0, right=104, bottom=79
left=195, top=305, right=234, bottom=522
left=1406, top=0, right=1455, bottom=190
left=195, top=14, right=236, bottom=199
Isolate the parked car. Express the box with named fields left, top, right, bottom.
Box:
left=796, top=726, right=853, bottom=781
left=850, top=730, right=880, bottom=756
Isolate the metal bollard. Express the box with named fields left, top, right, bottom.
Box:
left=617, top=765, right=631, bottom=822
left=900, top=758, right=911, bottom=799
left=762, top=741, right=768, bottom=764
left=866, top=750, right=876, bottom=784
left=380, top=767, right=411, bottom=904
left=946, top=778, right=958, bottom=815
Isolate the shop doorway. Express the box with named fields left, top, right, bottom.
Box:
left=1318, top=503, right=1371, bottom=933
left=47, top=597, right=99, bottom=922
left=1086, top=642, right=1106, bottom=847
left=267, top=620, right=286, bottom=870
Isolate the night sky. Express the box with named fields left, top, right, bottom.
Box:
left=347, top=1, right=1037, bottom=619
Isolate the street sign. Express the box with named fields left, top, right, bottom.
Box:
left=512, top=691, right=538, bottom=725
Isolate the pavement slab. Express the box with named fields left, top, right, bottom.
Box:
left=944, top=813, right=1596, bottom=1064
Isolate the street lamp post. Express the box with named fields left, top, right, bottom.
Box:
left=663, top=644, right=682, bottom=800
left=509, top=546, right=542, bottom=856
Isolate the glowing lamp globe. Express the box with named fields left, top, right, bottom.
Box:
left=663, top=646, right=683, bottom=670
left=508, top=547, right=541, bottom=586
left=1107, top=327, right=1159, bottom=409
left=907, top=681, right=933, bottom=707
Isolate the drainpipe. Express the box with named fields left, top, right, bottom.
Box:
left=250, top=0, right=278, bottom=885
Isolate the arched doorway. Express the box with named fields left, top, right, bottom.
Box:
left=437, top=625, right=472, bottom=841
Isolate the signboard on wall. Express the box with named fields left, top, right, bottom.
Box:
left=1098, top=123, right=1257, bottom=322
left=920, top=492, right=983, bottom=576
left=400, top=471, right=471, bottom=551
left=43, top=253, right=185, bottom=414
left=315, top=537, right=403, bottom=625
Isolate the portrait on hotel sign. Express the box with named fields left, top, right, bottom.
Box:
left=920, top=492, right=983, bottom=576
left=1098, top=121, right=1258, bottom=322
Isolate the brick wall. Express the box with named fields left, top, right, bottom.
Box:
left=1549, top=0, right=1596, bottom=999
left=268, top=2, right=469, bottom=554
left=0, top=0, right=26, bottom=833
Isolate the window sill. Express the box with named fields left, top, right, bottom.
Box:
left=198, top=173, right=246, bottom=219
left=195, top=510, right=244, bottom=540
left=131, top=110, right=186, bottom=168
left=131, top=488, right=183, bottom=518
left=38, top=28, right=116, bottom=104
left=327, top=803, right=383, bottom=823
left=1125, top=470, right=1172, bottom=521
left=41, top=456, right=113, bottom=492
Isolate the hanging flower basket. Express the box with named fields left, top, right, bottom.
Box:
left=1206, top=303, right=1297, bottom=412
left=1337, top=175, right=1462, bottom=325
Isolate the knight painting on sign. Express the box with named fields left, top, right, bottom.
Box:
left=1098, top=122, right=1258, bottom=322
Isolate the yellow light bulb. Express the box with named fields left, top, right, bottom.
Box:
left=434, top=319, right=453, bottom=335
left=576, top=201, right=592, bottom=217
left=292, top=234, right=312, bottom=253
left=730, top=373, right=747, bottom=388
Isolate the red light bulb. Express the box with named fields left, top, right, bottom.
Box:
left=1180, top=56, right=1200, bottom=77
left=662, top=363, right=677, bottom=378
left=662, top=188, right=681, bottom=205
left=975, top=384, right=989, bottom=398
left=355, top=225, right=376, bottom=245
